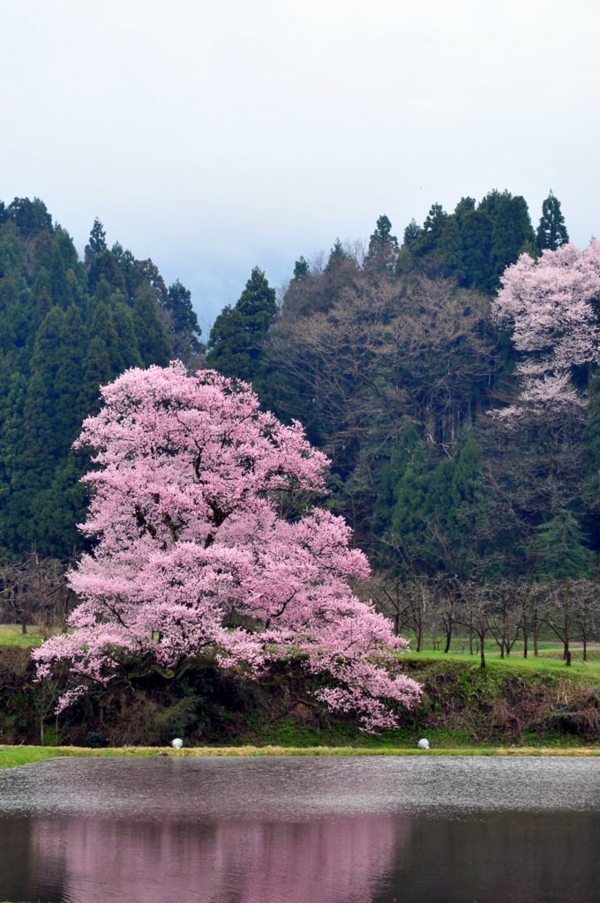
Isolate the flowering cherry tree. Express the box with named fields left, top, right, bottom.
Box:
left=34, top=363, right=420, bottom=731
left=492, top=241, right=600, bottom=415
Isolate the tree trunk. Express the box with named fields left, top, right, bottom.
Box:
left=444, top=622, right=452, bottom=654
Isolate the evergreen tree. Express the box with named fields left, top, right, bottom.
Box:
left=8, top=370, right=59, bottom=549
left=292, top=256, right=309, bottom=281
left=436, top=217, right=465, bottom=281
left=478, top=190, right=535, bottom=292
left=110, top=299, right=142, bottom=370
left=33, top=451, right=89, bottom=557
left=53, top=306, right=89, bottom=454
left=403, top=219, right=421, bottom=248
left=90, top=297, right=125, bottom=374
left=456, top=207, right=493, bottom=293
left=85, top=218, right=107, bottom=259
left=0, top=196, right=194, bottom=559
left=388, top=433, right=489, bottom=578
left=0, top=373, right=27, bottom=532
left=364, top=215, right=399, bottom=279
left=30, top=306, right=66, bottom=386
left=418, top=203, right=448, bottom=256
left=0, top=220, right=26, bottom=278
left=536, top=191, right=569, bottom=253
left=535, top=510, right=594, bottom=580
left=165, top=280, right=202, bottom=361
left=30, top=268, right=54, bottom=331
left=7, top=198, right=53, bottom=236
left=77, top=336, right=112, bottom=416
left=206, top=267, right=277, bottom=388
left=132, top=286, right=171, bottom=366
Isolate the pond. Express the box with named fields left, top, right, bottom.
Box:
left=0, top=756, right=598, bottom=903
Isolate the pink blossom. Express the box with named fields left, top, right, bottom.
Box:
left=492, top=241, right=600, bottom=414
left=34, top=363, right=420, bottom=730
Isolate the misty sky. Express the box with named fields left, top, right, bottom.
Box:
left=2, top=0, right=599, bottom=333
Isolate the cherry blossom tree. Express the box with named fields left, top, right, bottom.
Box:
left=34, top=362, right=420, bottom=731
left=492, top=241, right=600, bottom=415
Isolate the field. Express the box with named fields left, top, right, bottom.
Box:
left=403, top=647, right=600, bottom=680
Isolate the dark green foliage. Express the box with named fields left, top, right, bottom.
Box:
left=207, top=266, right=277, bottom=389
left=536, top=190, right=569, bottom=253
left=7, top=197, right=53, bottom=236
left=85, top=218, right=107, bottom=257
left=478, top=190, right=535, bottom=290
left=133, top=286, right=171, bottom=366
left=0, top=196, right=200, bottom=560
left=535, top=510, right=594, bottom=580
left=403, top=218, right=421, bottom=248
left=164, top=280, right=202, bottom=360
left=386, top=433, right=490, bottom=578
left=292, top=256, right=309, bottom=281
left=325, top=238, right=349, bottom=274
left=582, top=379, right=600, bottom=535
left=87, top=249, right=127, bottom=294
left=77, top=336, right=112, bottom=416
left=364, top=214, right=398, bottom=279
left=110, top=299, right=143, bottom=369
left=0, top=187, right=594, bottom=587
left=398, top=190, right=535, bottom=294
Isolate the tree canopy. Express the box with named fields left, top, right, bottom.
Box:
left=34, top=363, right=421, bottom=731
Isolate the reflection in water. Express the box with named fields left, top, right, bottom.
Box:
left=0, top=756, right=598, bottom=903
left=377, top=810, right=600, bottom=903
left=23, top=813, right=404, bottom=903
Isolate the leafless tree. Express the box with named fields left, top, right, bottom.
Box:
left=0, top=554, right=72, bottom=636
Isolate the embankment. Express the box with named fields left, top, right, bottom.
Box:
left=1, top=647, right=598, bottom=749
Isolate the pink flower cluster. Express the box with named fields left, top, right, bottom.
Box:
left=493, top=241, right=600, bottom=415
left=34, top=363, right=420, bottom=730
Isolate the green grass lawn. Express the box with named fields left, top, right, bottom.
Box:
left=0, top=624, right=48, bottom=648
left=402, top=648, right=600, bottom=680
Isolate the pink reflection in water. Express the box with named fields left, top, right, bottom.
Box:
left=31, top=813, right=407, bottom=903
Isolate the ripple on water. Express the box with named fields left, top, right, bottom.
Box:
left=0, top=754, right=598, bottom=820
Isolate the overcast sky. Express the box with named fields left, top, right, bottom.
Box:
left=2, top=0, right=599, bottom=333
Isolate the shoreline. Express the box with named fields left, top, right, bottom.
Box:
left=1, top=744, right=599, bottom=770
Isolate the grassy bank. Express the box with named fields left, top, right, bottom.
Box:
left=1, top=744, right=599, bottom=771
left=1, top=633, right=599, bottom=749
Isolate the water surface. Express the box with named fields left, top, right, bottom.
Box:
left=0, top=756, right=598, bottom=903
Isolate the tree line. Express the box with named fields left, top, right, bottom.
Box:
left=0, top=197, right=201, bottom=559
left=2, top=189, right=599, bottom=657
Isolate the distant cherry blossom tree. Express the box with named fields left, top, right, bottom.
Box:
left=34, top=363, right=420, bottom=731
left=492, top=241, right=600, bottom=416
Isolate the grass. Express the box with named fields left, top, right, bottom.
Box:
left=403, top=648, right=600, bottom=680
left=1, top=744, right=599, bottom=771
left=3, top=623, right=597, bottom=668
left=0, top=624, right=47, bottom=648
left=2, top=627, right=598, bottom=752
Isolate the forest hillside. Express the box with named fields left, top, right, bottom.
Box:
left=2, top=190, right=600, bottom=660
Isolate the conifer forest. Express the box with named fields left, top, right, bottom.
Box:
left=1, top=189, right=600, bottom=666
